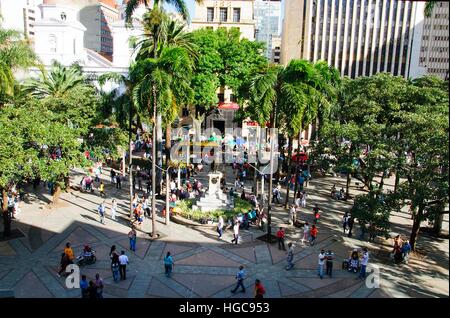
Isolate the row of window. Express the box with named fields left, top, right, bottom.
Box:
left=101, top=45, right=112, bottom=53
left=434, top=24, right=449, bottom=30
left=101, top=29, right=111, bottom=35
left=428, top=57, right=449, bottom=63
left=207, top=7, right=241, bottom=23
left=101, top=37, right=112, bottom=43
left=435, top=36, right=449, bottom=41
left=428, top=68, right=448, bottom=74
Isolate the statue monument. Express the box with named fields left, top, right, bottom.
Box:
left=193, top=171, right=232, bottom=212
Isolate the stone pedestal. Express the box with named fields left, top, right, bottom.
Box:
left=193, top=172, right=233, bottom=212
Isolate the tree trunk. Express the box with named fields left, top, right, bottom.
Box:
left=346, top=171, right=351, bottom=200
left=433, top=213, right=444, bottom=236
left=151, top=84, right=157, bottom=238
left=379, top=171, right=386, bottom=191
left=64, top=176, right=71, bottom=192
left=410, top=205, right=424, bottom=251
left=52, top=184, right=61, bottom=204
left=129, top=99, right=133, bottom=217
left=284, top=136, right=293, bottom=209
left=165, top=125, right=171, bottom=226
left=292, top=132, right=301, bottom=203
left=394, top=170, right=400, bottom=193
left=156, top=114, right=163, bottom=195
left=2, top=188, right=11, bottom=237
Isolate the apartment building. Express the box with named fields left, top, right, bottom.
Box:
left=417, top=1, right=449, bottom=80
left=254, top=0, right=282, bottom=60
left=281, top=0, right=430, bottom=79
left=191, top=0, right=255, bottom=40
left=0, top=0, right=42, bottom=39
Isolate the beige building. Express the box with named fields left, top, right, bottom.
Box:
left=417, top=1, right=449, bottom=80
left=281, top=0, right=429, bottom=79
left=190, top=0, right=255, bottom=40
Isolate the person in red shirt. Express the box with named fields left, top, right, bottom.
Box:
left=276, top=227, right=286, bottom=251
left=254, top=279, right=266, bottom=299
left=310, top=225, right=318, bottom=245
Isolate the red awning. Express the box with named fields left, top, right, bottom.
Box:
left=218, top=102, right=239, bottom=110
left=292, top=152, right=308, bottom=162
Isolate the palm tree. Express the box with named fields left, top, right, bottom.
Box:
left=0, top=25, right=36, bottom=102
left=23, top=61, right=87, bottom=98
left=424, top=1, right=437, bottom=17
left=132, top=46, right=194, bottom=237
left=125, top=0, right=198, bottom=25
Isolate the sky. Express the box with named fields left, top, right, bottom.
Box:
left=116, top=0, right=196, bottom=16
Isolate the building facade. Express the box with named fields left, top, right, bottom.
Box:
left=254, top=0, right=282, bottom=60
left=417, top=1, right=449, bottom=80
left=281, top=0, right=430, bottom=79
left=0, top=0, right=43, bottom=40
left=271, top=36, right=281, bottom=63
left=190, top=0, right=255, bottom=40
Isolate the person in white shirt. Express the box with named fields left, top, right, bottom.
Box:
left=318, top=249, right=326, bottom=279
left=358, top=248, right=369, bottom=280
left=118, top=251, right=129, bottom=280
left=301, top=191, right=307, bottom=208
left=289, top=205, right=296, bottom=225
left=217, top=216, right=224, bottom=239
left=111, top=199, right=117, bottom=221
left=231, top=220, right=240, bottom=245
left=302, top=222, right=310, bottom=245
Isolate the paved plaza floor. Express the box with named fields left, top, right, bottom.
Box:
left=0, top=163, right=448, bottom=298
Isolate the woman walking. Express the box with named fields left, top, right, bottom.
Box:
left=111, top=199, right=117, bottom=221
left=164, top=252, right=174, bottom=278
left=110, top=245, right=120, bottom=282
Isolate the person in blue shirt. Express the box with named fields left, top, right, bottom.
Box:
left=231, top=266, right=246, bottom=294
left=401, top=241, right=412, bottom=263
left=164, top=252, right=174, bottom=278
left=80, top=275, right=89, bottom=298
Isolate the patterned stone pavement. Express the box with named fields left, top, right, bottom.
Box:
left=0, top=165, right=448, bottom=298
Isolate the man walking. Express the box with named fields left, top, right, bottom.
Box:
left=110, top=169, right=116, bottom=184
left=164, top=251, right=174, bottom=278
left=254, top=279, right=266, bottom=299
left=343, top=212, right=349, bottom=234
left=231, top=265, right=246, bottom=294
left=217, top=216, right=224, bottom=239
left=301, top=222, right=310, bottom=245
left=128, top=227, right=137, bottom=252
left=118, top=250, right=129, bottom=280
left=116, top=174, right=122, bottom=189
left=99, top=181, right=105, bottom=197
left=347, top=216, right=354, bottom=237
left=325, top=250, right=335, bottom=278
left=231, top=220, right=240, bottom=245
left=318, top=249, right=326, bottom=279
left=286, top=242, right=294, bottom=270
left=98, top=201, right=106, bottom=224
left=95, top=273, right=104, bottom=298
left=358, top=248, right=369, bottom=280
left=80, top=275, right=89, bottom=298
left=310, top=224, right=318, bottom=246
left=276, top=227, right=286, bottom=251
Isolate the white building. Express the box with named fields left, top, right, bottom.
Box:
left=416, top=1, right=449, bottom=80
left=190, top=0, right=255, bottom=40
left=254, top=0, right=282, bottom=60
left=281, top=0, right=429, bottom=79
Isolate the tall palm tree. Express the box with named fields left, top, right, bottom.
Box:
left=24, top=61, right=87, bottom=98
left=424, top=1, right=437, bottom=17
left=0, top=25, right=36, bottom=102
left=132, top=46, right=194, bottom=236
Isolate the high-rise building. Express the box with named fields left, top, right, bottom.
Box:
left=190, top=0, right=255, bottom=40
left=271, top=36, right=281, bottom=64
left=281, top=0, right=430, bottom=79
left=0, top=0, right=43, bottom=40
left=417, top=1, right=449, bottom=80
left=254, top=0, right=282, bottom=60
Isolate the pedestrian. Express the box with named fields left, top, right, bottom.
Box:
left=64, top=242, right=75, bottom=263
left=95, top=273, right=104, bottom=298
left=111, top=199, right=117, bottom=221
left=310, top=224, right=318, bottom=246
left=80, top=275, right=89, bottom=298
left=99, top=181, right=105, bottom=197
left=286, top=242, right=294, bottom=270
left=347, top=216, right=354, bottom=237
left=301, top=191, right=307, bottom=207
left=138, top=174, right=143, bottom=192
left=343, top=212, right=349, bottom=234
left=87, top=280, right=97, bottom=299
left=110, top=245, right=120, bottom=282
left=57, top=252, right=70, bottom=277
left=231, top=220, right=240, bottom=245
left=128, top=227, right=137, bottom=252
left=116, top=174, right=121, bottom=189
left=272, top=187, right=281, bottom=204
left=164, top=251, right=174, bottom=278
left=295, top=192, right=301, bottom=208
left=301, top=222, right=310, bottom=245
left=217, top=215, right=224, bottom=239
left=289, top=205, right=296, bottom=225
left=98, top=201, right=106, bottom=224
left=94, top=166, right=100, bottom=183
left=313, top=204, right=321, bottom=224
left=325, top=250, right=335, bottom=278
left=110, top=169, right=116, bottom=184
left=231, top=265, right=246, bottom=294
left=401, top=240, right=412, bottom=263
left=254, top=279, right=266, bottom=299
left=118, top=250, right=129, bottom=280
left=276, top=227, right=286, bottom=250
left=318, top=249, right=326, bottom=279
left=358, top=248, right=369, bottom=280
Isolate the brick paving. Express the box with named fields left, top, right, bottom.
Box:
left=0, top=164, right=448, bottom=298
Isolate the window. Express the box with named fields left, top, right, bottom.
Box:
left=73, top=38, right=76, bottom=54
left=218, top=93, right=225, bottom=102
left=49, top=34, right=57, bottom=53
left=207, top=7, right=214, bottom=22
left=233, top=8, right=241, bottom=22
left=230, top=94, right=237, bottom=102
left=220, top=7, right=228, bottom=22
